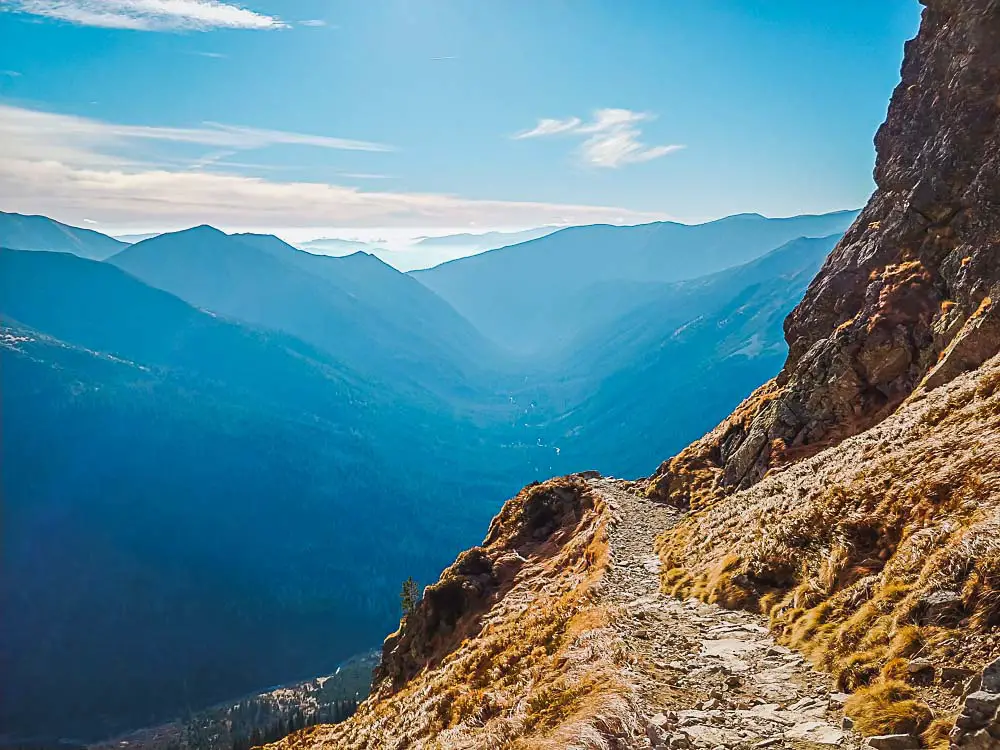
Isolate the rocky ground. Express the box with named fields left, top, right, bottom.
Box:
left=593, top=477, right=862, bottom=750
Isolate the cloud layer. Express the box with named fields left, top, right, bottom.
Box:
left=4, top=0, right=286, bottom=31
left=515, top=108, right=684, bottom=168
left=0, top=104, right=667, bottom=229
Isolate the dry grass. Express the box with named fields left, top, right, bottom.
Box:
left=844, top=681, right=933, bottom=734
left=266, top=477, right=640, bottom=750
left=657, top=353, right=1000, bottom=731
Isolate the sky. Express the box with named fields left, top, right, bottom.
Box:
left=0, top=0, right=922, bottom=240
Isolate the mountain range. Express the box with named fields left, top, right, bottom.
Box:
left=1, top=207, right=857, bottom=743
left=413, top=226, right=557, bottom=251
left=108, top=227, right=501, bottom=403
left=412, top=210, right=859, bottom=353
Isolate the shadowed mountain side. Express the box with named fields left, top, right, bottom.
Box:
left=108, top=227, right=508, bottom=404
left=412, top=211, right=858, bottom=353
left=0, top=249, right=542, bottom=743
left=520, top=235, right=840, bottom=478
left=0, top=210, right=128, bottom=260
left=232, top=233, right=492, bottom=376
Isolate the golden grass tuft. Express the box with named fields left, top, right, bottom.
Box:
left=835, top=650, right=885, bottom=692
left=844, top=681, right=933, bottom=735
left=921, top=717, right=956, bottom=750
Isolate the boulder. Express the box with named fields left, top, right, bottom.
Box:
left=984, top=658, right=1000, bottom=693
left=783, top=721, right=845, bottom=749
left=964, top=691, right=1000, bottom=718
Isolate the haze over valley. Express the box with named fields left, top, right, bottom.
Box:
left=2, top=206, right=856, bottom=741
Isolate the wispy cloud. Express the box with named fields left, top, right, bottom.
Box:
left=190, top=50, right=227, bottom=58
left=514, top=108, right=684, bottom=168
left=0, top=105, right=393, bottom=157
left=338, top=173, right=395, bottom=180
left=4, top=0, right=286, bottom=31
left=0, top=103, right=667, bottom=229
left=1, top=70, right=23, bottom=77
left=513, top=117, right=582, bottom=139
left=299, top=18, right=326, bottom=27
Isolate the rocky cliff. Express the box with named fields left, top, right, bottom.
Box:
left=648, top=0, right=1000, bottom=506
left=267, top=1, right=999, bottom=748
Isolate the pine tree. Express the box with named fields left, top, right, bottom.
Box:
left=400, top=576, right=420, bottom=617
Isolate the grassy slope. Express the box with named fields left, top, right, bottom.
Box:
left=265, top=477, right=635, bottom=750
left=656, top=352, right=1000, bottom=741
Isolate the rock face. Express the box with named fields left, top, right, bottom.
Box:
left=952, top=658, right=1000, bottom=749
left=650, top=0, right=1000, bottom=504
left=373, top=477, right=602, bottom=693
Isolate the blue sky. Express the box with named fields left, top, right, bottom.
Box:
left=0, top=0, right=921, bottom=234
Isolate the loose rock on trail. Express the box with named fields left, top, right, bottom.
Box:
left=591, top=476, right=861, bottom=750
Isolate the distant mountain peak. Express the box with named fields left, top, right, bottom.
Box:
left=177, top=224, right=227, bottom=238
left=0, top=210, right=127, bottom=260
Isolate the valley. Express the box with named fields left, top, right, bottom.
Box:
left=0, top=208, right=851, bottom=745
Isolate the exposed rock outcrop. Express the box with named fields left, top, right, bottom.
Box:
left=649, top=0, right=1000, bottom=505
left=951, top=658, right=1000, bottom=749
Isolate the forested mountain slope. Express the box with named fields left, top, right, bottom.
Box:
left=0, top=249, right=532, bottom=742
left=526, top=234, right=841, bottom=477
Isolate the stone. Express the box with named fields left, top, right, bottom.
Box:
left=864, top=734, right=919, bottom=750
left=956, top=728, right=1000, bottom=750
left=678, top=711, right=711, bottom=727
left=983, top=658, right=1000, bottom=693
left=842, top=716, right=854, bottom=730
left=668, top=735, right=691, bottom=750
left=753, top=740, right=782, bottom=749
left=784, top=721, right=845, bottom=749
left=964, top=675, right=985, bottom=702
left=828, top=693, right=850, bottom=707
left=906, top=658, right=934, bottom=674
left=700, top=698, right=720, bottom=711
left=964, top=690, right=1000, bottom=717
left=650, top=712, right=673, bottom=729
left=680, top=725, right=745, bottom=748
left=648, top=723, right=668, bottom=746
left=748, top=704, right=796, bottom=726
left=917, top=590, right=965, bottom=626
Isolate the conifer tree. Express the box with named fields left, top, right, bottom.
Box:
left=400, top=576, right=420, bottom=617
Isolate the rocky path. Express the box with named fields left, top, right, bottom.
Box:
left=591, top=477, right=862, bottom=750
